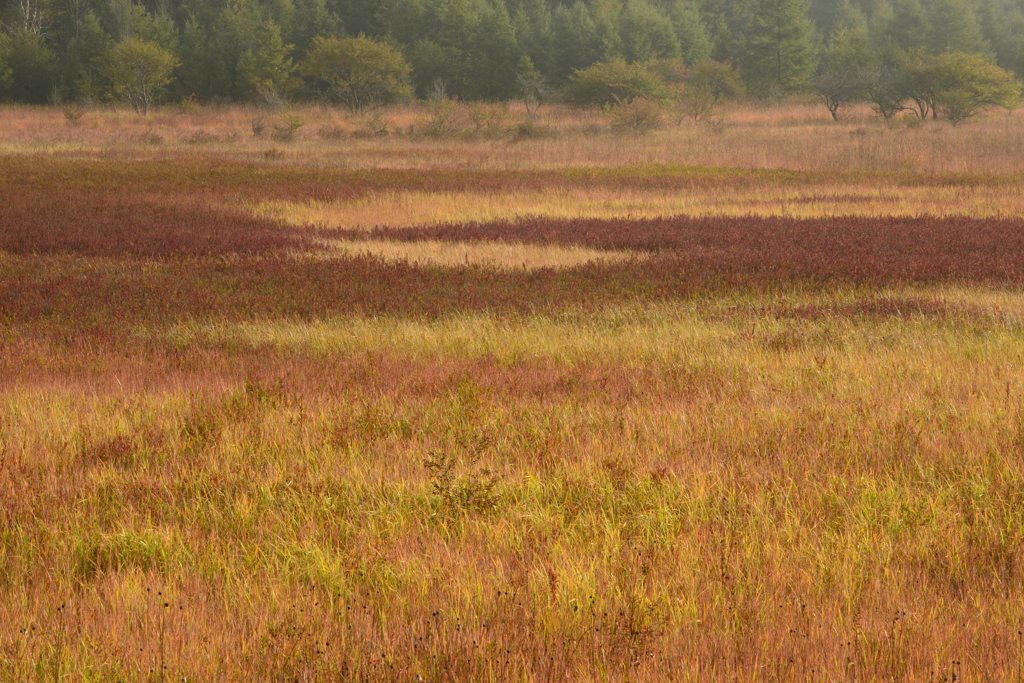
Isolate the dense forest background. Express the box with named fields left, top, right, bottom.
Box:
left=0, top=0, right=1020, bottom=105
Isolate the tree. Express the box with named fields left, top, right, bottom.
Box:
left=590, top=0, right=624, bottom=62
left=926, top=51, right=1020, bottom=124
left=563, top=59, right=668, bottom=106
left=927, top=0, right=988, bottom=56
left=104, top=37, right=178, bottom=114
left=516, top=57, right=556, bottom=117
left=741, top=0, right=818, bottom=97
left=620, top=0, right=681, bottom=63
left=289, top=0, right=341, bottom=54
left=466, top=0, right=521, bottom=99
left=668, top=0, right=712, bottom=65
left=236, top=20, right=296, bottom=102
left=174, top=16, right=214, bottom=99
left=551, top=2, right=600, bottom=85
left=0, top=32, right=12, bottom=96
left=815, top=1, right=872, bottom=120
left=5, top=30, right=60, bottom=103
left=408, top=38, right=461, bottom=98
left=879, top=0, right=929, bottom=52
left=299, top=35, right=412, bottom=110
left=65, top=11, right=112, bottom=102
left=677, top=59, right=744, bottom=122
left=862, top=47, right=910, bottom=119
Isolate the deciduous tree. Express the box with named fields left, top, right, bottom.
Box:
left=235, top=20, right=295, bottom=102
left=299, top=35, right=412, bottom=110
left=815, top=1, right=872, bottom=120
left=103, top=37, right=178, bottom=114
left=927, top=51, right=1020, bottom=124
left=563, top=59, right=668, bottom=106
left=677, top=59, right=744, bottom=122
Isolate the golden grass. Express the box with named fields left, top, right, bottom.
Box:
left=306, top=238, right=640, bottom=269
left=262, top=182, right=1024, bottom=230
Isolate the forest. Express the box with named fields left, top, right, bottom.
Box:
left=0, top=0, right=1021, bottom=108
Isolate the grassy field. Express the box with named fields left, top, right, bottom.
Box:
left=3, top=102, right=1024, bottom=681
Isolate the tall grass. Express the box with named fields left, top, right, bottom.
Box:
left=4, top=118, right=1024, bottom=680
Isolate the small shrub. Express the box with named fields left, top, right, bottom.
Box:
left=509, top=119, right=556, bottom=141
left=62, top=105, right=86, bottom=126
left=177, top=93, right=200, bottom=115
left=605, top=96, right=664, bottom=134
left=251, top=114, right=269, bottom=137
left=183, top=130, right=217, bottom=144
left=352, top=111, right=390, bottom=138
left=418, top=98, right=462, bottom=138
left=467, top=101, right=510, bottom=138
left=271, top=114, right=304, bottom=141
left=424, top=452, right=500, bottom=514
left=133, top=130, right=164, bottom=145
left=317, top=124, right=347, bottom=140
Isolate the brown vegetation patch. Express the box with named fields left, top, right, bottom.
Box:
left=348, top=214, right=1024, bottom=285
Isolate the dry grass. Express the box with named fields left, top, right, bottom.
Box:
left=262, top=183, right=1024, bottom=231
left=3, top=102, right=1024, bottom=174
left=311, top=238, right=640, bottom=269
left=5, top=104, right=1024, bottom=681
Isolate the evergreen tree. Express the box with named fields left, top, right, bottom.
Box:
left=927, top=0, right=987, bottom=55
left=513, top=0, right=556, bottom=81
left=289, top=0, right=339, bottom=54
left=668, top=0, right=712, bottom=64
left=174, top=16, right=213, bottom=98
left=432, top=0, right=479, bottom=96
left=0, top=32, right=12, bottom=96
left=742, top=0, right=818, bottom=96
left=408, top=38, right=461, bottom=96
left=466, top=0, right=520, bottom=98
left=377, top=0, right=423, bottom=46
left=591, top=0, right=624, bottom=62
left=621, top=0, right=681, bottom=62
left=5, top=30, right=60, bottom=103
left=881, top=0, right=928, bottom=51
left=207, top=0, right=263, bottom=100
left=65, top=10, right=112, bottom=101
left=551, top=2, right=600, bottom=84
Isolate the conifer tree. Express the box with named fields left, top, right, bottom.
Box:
left=927, top=0, right=988, bottom=55
left=742, top=0, right=818, bottom=96
left=0, top=33, right=12, bottom=96
left=467, top=0, right=520, bottom=98
left=551, top=2, right=600, bottom=84
left=668, top=0, right=712, bottom=64
left=621, top=0, right=681, bottom=62
left=65, top=10, right=112, bottom=102
left=883, top=0, right=928, bottom=51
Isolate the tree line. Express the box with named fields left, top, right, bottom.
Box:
left=0, top=0, right=1020, bottom=119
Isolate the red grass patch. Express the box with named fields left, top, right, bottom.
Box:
left=348, top=214, right=1024, bottom=285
